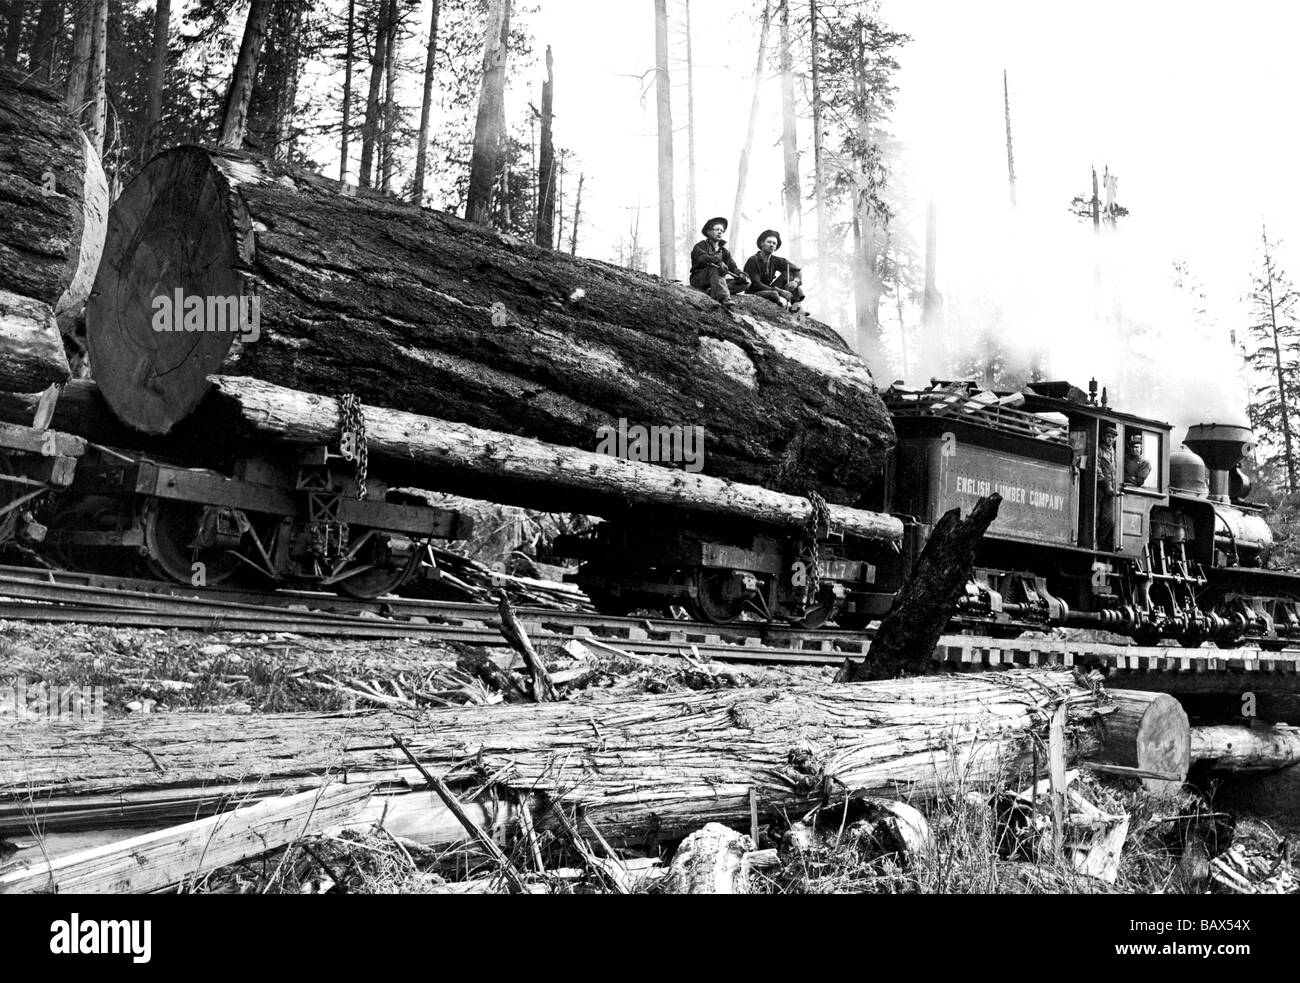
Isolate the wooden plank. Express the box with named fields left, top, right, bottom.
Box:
left=0, top=784, right=371, bottom=894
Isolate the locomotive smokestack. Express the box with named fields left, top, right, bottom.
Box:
left=1184, top=423, right=1256, bottom=502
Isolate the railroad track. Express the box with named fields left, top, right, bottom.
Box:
left=1, top=563, right=1300, bottom=678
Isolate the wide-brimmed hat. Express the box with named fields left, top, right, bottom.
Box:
left=757, top=229, right=782, bottom=249
left=702, top=217, right=728, bottom=235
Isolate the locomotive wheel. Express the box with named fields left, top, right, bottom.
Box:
left=142, top=499, right=245, bottom=586
left=333, top=541, right=421, bottom=599
left=690, top=569, right=746, bottom=624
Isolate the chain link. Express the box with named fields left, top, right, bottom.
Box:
left=338, top=393, right=369, bottom=501
left=803, top=491, right=831, bottom=604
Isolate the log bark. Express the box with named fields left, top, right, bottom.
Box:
left=0, top=290, right=70, bottom=391
left=202, top=376, right=905, bottom=541
left=86, top=146, right=895, bottom=500
left=0, top=670, right=1110, bottom=845
left=847, top=494, right=1002, bottom=680
left=1190, top=724, right=1300, bottom=773
left=0, top=67, right=108, bottom=322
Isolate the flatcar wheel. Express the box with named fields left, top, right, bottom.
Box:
left=690, top=569, right=746, bottom=624
left=794, top=604, right=833, bottom=630
left=333, top=543, right=421, bottom=599
left=141, top=499, right=244, bottom=586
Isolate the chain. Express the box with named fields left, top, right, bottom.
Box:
left=338, top=393, right=369, bottom=501
left=803, top=491, right=831, bottom=603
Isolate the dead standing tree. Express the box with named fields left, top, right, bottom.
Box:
left=535, top=44, right=555, bottom=248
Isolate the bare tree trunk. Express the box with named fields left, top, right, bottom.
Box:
left=1003, top=69, right=1016, bottom=208
left=411, top=0, right=439, bottom=203
left=144, top=0, right=170, bottom=157
left=569, top=171, right=583, bottom=255
left=653, top=0, right=675, bottom=279
left=851, top=22, right=882, bottom=364
left=2, top=0, right=24, bottom=65
left=28, top=0, right=60, bottom=82
left=380, top=0, right=399, bottom=193
left=809, top=0, right=826, bottom=278
left=778, top=0, right=801, bottom=264
left=64, top=0, right=91, bottom=118
left=339, top=0, right=355, bottom=182
left=218, top=0, right=272, bottom=149
left=731, top=0, right=771, bottom=248
left=534, top=44, right=555, bottom=247
left=921, top=200, right=944, bottom=372
left=358, top=0, right=390, bottom=188
left=86, top=0, right=106, bottom=156
left=253, top=0, right=305, bottom=162
left=1263, top=229, right=1298, bottom=491
left=465, top=0, right=510, bottom=224
left=684, top=0, right=697, bottom=239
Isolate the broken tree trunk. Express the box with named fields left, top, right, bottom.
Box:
left=1, top=671, right=1128, bottom=846
left=0, top=290, right=70, bottom=391
left=85, top=147, right=894, bottom=501
left=0, top=67, right=108, bottom=323
left=1190, top=724, right=1300, bottom=773
left=846, top=494, right=1002, bottom=680
left=200, top=376, right=904, bottom=541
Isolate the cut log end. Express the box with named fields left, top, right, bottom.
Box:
left=87, top=146, right=246, bottom=434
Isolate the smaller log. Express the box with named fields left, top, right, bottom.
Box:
left=847, top=494, right=1002, bottom=681
left=0, top=290, right=69, bottom=392
left=1091, top=690, right=1190, bottom=793
left=0, top=784, right=371, bottom=894
left=1190, top=724, right=1300, bottom=773
left=205, top=375, right=904, bottom=542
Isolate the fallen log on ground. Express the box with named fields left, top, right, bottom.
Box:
left=198, top=376, right=904, bottom=540
left=1, top=671, right=1168, bottom=847
left=0, top=290, right=69, bottom=392
left=846, top=494, right=1001, bottom=680
left=0, top=784, right=370, bottom=895
left=1190, top=724, right=1300, bottom=772
left=86, top=146, right=894, bottom=503
left=1088, top=690, right=1190, bottom=793
left=0, top=68, right=108, bottom=324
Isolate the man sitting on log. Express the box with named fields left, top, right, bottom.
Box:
left=689, top=217, right=750, bottom=309
left=743, top=230, right=805, bottom=313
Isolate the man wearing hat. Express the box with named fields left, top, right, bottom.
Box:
left=689, top=217, right=750, bottom=309
left=743, top=230, right=805, bottom=312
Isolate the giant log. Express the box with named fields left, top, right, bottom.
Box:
left=0, top=68, right=108, bottom=324
left=1, top=670, right=1125, bottom=845
left=86, top=147, right=894, bottom=502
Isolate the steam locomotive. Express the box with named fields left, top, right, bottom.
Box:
left=557, top=380, right=1299, bottom=650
